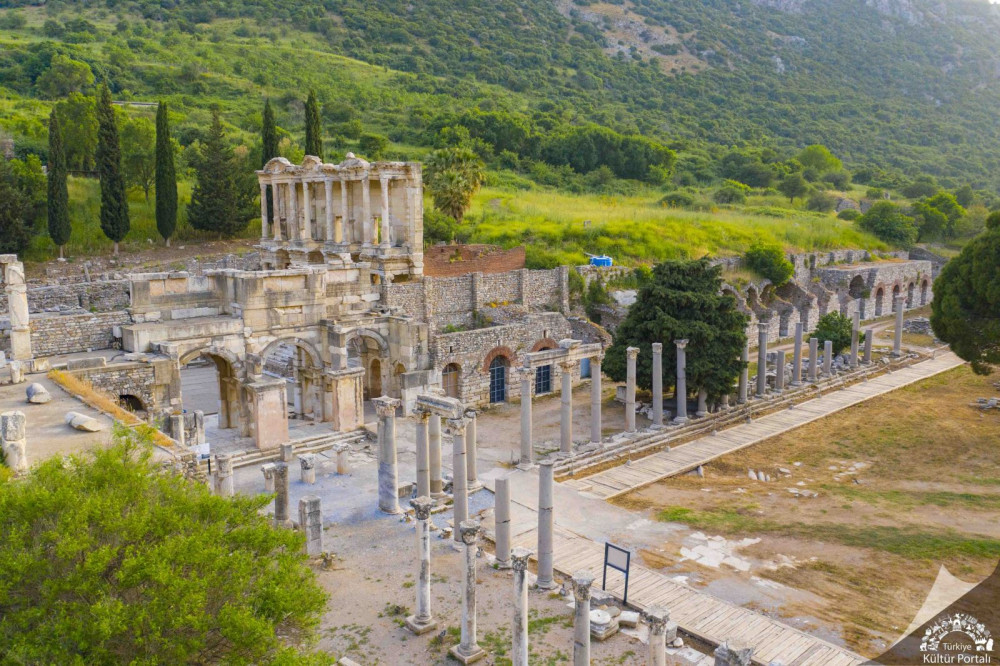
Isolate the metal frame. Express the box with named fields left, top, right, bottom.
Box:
left=602, top=542, right=631, bottom=605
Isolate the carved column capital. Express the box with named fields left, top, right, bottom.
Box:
left=511, top=547, right=532, bottom=572
left=626, top=346, right=640, bottom=360
left=644, top=605, right=670, bottom=634
left=674, top=339, right=688, bottom=349
left=372, top=396, right=400, bottom=418
left=444, top=416, right=468, bottom=437
left=651, top=342, right=663, bottom=353
left=516, top=366, right=535, bottom=382
left=458, top=519, right=480, bottom=546
left=410, top=496, right=433, bottom=521
left=571, top=570, right=595, bottom=601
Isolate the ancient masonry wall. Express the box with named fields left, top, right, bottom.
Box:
left=0, top=279, right=130, bottom=314
left=0, top=310, right=132, bottom=358
left=69, top=362, right=160, bottom=413
left=423, top=245, right=526, bottom=277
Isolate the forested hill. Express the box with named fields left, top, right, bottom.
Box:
left=3, top=0, right=1000, bottom=189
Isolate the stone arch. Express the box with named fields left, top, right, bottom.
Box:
left=482, top=345, right=516, bottom=372
left=531, top=338, right=558, bottom=352
left=260, top=336, right=323, bottom=370
left=118, top=394, right=144, bottom=413
left=906, top=282, right=915, bottom=309
left=307, top=250, right=324, bottom=265
left=260, top=336, right=324, bottom=420
left=346, top=329, right=391, bottom=401
left=442, top=362, right=461, bottom=399
left=874, top=286, right=885, bottom=317
left=346, top=328, right=390, bottom=357
left=275, top=249, right=291, bottom=270
left=178, top=346, right=244, bottom=430
left=848, top=275, right=867, bottom=319
left=920, top=279, right=929, bottom=306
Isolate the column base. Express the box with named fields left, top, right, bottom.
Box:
left=789, top=381, right=802, bottom=387
left=672, top=416, right=688, bottom=425
left=650, top=422, right=666, bottom=430
left=494, top=558, right=512, bottom=570
left=405, top=615, right=438, bottom=635
left=378, top=503, right=403, bottom=516
left=695, top=410, right=707, bottom=418
left=467, top=481, right=484, bottom=493
left=449, top=644, right=487, bottom=664
left=532, top=578, right=560, bottom=591
left=517, top=461, right=537, bottom=471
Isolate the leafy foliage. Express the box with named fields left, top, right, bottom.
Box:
left=931, top=226, right=1000, bottom=374
left=0, top=428, right=328, bottom=664
left=813, top=311, right=862, bottom=357
left=744, top=243, right=794, bottom=286
left=155, top=101, right=177, bottom=244
left=46, top=109, right=70, bottom=251
left=120, top=111, right=156, bottom=201
left=778, top=173, right=808, bottom=202
left=0, top=158, right=37, bottom=255
left=856, top=201, right=918, bottom=248
left=95, top=84, right=129, bottom=250
left=424, top=147, right=485, bottom=223
left=604, top=259, right=748, bottom=401
left=188, top=108, right=253, bottom=237
left=304, top=90, right=323, bottom=159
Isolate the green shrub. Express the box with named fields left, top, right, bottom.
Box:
left=659, top=191, right=695, bottom=207
left=713, top=182, right=748, bottom=204
left=837, top=209, right=861, bottom=221
left=814, top=311, right=864, bottom=356
left=744, top=242, right=794, bottom=286
left=856, top=201, right=918, bottom=247
left=806, top=190, right=838, bottom=212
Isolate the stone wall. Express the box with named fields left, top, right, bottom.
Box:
left=69, top=361, right=161, bottom=414
left=423, top=244, right=525, bottom=277
left=0, top=310, right=132, bottom=358
left=0, top=279, right=130, bottom=314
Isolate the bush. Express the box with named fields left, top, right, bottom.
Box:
left=814, top=311, right=863, bottom=356
left=358, top=133, right=388, bottom=159
left=806, top=190, right=837, bottom=212
left=659, top=191, right=695, bottom=207
left=837, top=208, right=861, bottom=221
left=744, top=242, right=794, bottom=286
left=423, top=208, right=458, bottom=245
left=822, top=170, right=851, bottom=189
left=856, top=201, right=918, bottom=247
left=713, top=180, right=749, bottom=204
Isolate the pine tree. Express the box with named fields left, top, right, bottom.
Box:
left=47, top=109, right=71, bottom=258
left=261, top=98, right=278, bottom=222
left=304, top=90, right=323, bottom=159
left=188, top=108, right=248, bottom=238
left=95, top=83, right=129, bottom=255
left=155, top=101, right=177, bottom=247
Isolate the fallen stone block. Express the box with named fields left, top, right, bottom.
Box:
left=25, top=382, right=51, bottom=404
left=65, top=411, right=104, bottom=432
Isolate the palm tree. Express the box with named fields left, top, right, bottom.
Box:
left=424, top=147, right=485, bottom=223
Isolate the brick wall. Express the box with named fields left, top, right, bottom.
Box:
left=423, top=244, right=526, bottom=277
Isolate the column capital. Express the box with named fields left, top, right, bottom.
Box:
left=757, top=321, right=769, bottom=332
left=410, top=496, right=433, bottom=521
left=894, top=293, right=905, bottom=304
left=626, top=346, right=640, bottom=359
left=511, top=547, right=533, bottom=572
left=444, top=416, right=468, bottom=436
left=516, top=366, right=535, bottom=382
left=674, top=339, right=688, bottom=349
left=644, top=605, right=670, bottom=634
left=458, top=519, right=480, bottom=545
left=558, top=360, right=575, bottom=371
left=372, top=396, right=400, bottom=418
left=651, top=342, right=663, bottom=353
left=591, top=351, right=604, bottom=364
left=463, top=408, right=478, bottom=419
left=413, top=408, right=430, bottom=423
left=571, top=570, right=595, bottom=601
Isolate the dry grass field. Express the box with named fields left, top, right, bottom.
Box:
left=616, top=365, right=1000, bottom=655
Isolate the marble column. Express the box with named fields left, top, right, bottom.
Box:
left=893, top=295, right=904, bottom=356
left=572, top=571, right=595, bottom=666
left=299, top=453, right=316, bottom=484
left=808, top=337, right=819, bottom=381
left=696, top=388, right=708, bottom=418
left=299, top=495, right=323, bottom=556
left=674, top=340, right=688, bottom=424
left=560, top=361, right=574, bottom=453
left=374, top=396, right=402, bottom=515
left=495, top=477, right=512, bottom=568
left=756, top=322, right=768, bottom=397
left=450, top=520, right=485, bottom=664
left=273, top=182, right=283, bottom=241
left=380, top=177, right=391, bottom=248
left=645, top=606, right=670, bottom=666
left=415, top=410, right=430, bottom=498
left=850, top=311, right=860, bottom=368
left=429, top=414, right=444, bottom=498
left=324, top=178, right=334, bottom=241
left=590, top=354, right=603, bottom=444
left=651, top=342, right=664, bottom=426
left=448, top=416, right=469, bottom=544
left=339, top=179, right=349, bottom=241
left=737, top=340, right=749, bottom=404
left=302, top=180, right=312, bottom=240
left=259, top=182, right=269, bottom=239
left=288, top=181, right=299, bottom=240
left=518, top=367, right=534, bottom=467
left=791, top=322, right=803, bottom=386
left=335, top=443, right=351, bottom=475
left=863, top=328, right=874, bottom=364
left=405, top=497, right=438, bottom=635
left=465, top=409, right=480, bottom=491
left=823, top=340, right=833, bottom=376
left=511, top=547, right=532, bottom=666
left=273, top=462, right=289, bottom=525
left=536, top=461, right=557, bottom=590
left=362, top=176, right=372, bottom=245
left=214, top=453, right=234, bottom=496
left=625, top=347, right=639, bottom=432
left=774, top=350, right=786, bottom=392
left=261, top=462, right=276, bottom=492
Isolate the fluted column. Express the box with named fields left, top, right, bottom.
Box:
left=450, top=521, right=485, bottom=664
left=405, top=497, right=438, bottom=635
left=756, top=322, right=768, bottom=397
left=560, top=361, right=574, bottom=453
left=651, top=342, right=664, bottom=426
left=374, top=396, right=402, bottom=515
left=590, top=354, right=602, bottom=444
left=536, top=461, right=557, bottom=590
left=447, top=416, right=469, bottom=544
left=893, top=295, right=904, bottom=356
left=324, top=178, right=334, bottom=241
left=791, top=322, right=803, bottom=386
left=518, top=367, right=534, bottom=467
left=259, top=182, right=269, bottom=239
left=380, top=176, right=391, bottom=248
left=737, top=340, right=749, bottom=404
left=415, top=410, right=430, bottom=498
left=572, top=571, right=594, bottom=666
left=511, top=548, right=532, bottom=666
left=625, top=346, right=639, bottom=432
left=674, top=340, right=688, bottom=424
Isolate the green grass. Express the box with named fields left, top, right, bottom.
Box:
left=822, top=486, right=1000, bottom=510
left=657, top=505, right=1000, bottom=560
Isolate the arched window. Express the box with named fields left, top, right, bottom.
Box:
left=489, top=356, right=508, bottom=403
left=442, top=363, right=460, bottom=398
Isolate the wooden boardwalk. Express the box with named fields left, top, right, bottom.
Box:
left=564, top=352, right=963, bottom=500
left=512, top=524, right=864, bottom=666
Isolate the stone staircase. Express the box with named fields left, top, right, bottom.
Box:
left=231, top=429, right=369, bottom=469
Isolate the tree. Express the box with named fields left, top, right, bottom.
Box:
left=744, top=243, right=794, bottom=286
left=918, top=191, right=965, bottom=239
left=813, top=311, right=863, bottom=357
left=56, top=93, right=98, bottom=172
left=930, top=224, right=1000, bottom=374
left=188, top=108, right=250, bottom=237
left=261, top=98, right=278, bottom=222
left=95, top=84, right=129, bottom=255
left=857, top=201, right=918, bottom=247
left=0, top=427, right=328, bottom=664
left=954, top=184, right=975, bottom=208
left=0, top=159, right=34, bottom=255
left=424, top=147, right=485, bottom=223
left=120, top=113, right=156, bottom=202
left=47, top=109, right=70, bottom=258
left=797, top=144, right=842, bottom=173
left=603, top=259, right=748, bottom=402
left=901, top=175, right=939, bottom=199
left=778, top=173, right=808, bottom=202
left=155, top=101, right=177, bottom=247
left=358, top=133, right=389, bottom=159
left=35, top=54, right=94, bottom=98
left=303, top=90, right=323, bottom=159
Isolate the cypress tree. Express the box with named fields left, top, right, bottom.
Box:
left=188, top=108, right=247, bottom=238
left=47, top=109, right=71, bottom=259
left=155, top=101, right=177, bottom=247
left=95, top=83, right=129, bottom=255
left=304, top=90, right=323, bottom=159
left=261, top=98, right=278, bottom=221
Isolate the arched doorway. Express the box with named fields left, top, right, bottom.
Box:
left=442, top=363, right=460, bottom=398
left=874, top=287, right=885, bottom=316
left=489, top=356, right=508, bottom=404
left=261, top=338, right=323, bottom=421
left=920, top=279, right=929, bottom=305
left=849, top=275, right=867, bottom=319
left=906, top=282, right=915, bottom=309
left=119, top=394, right=144, bottom=414
left=347, top=331, right=390, bottom=401
left=179, top=349, right=242, bottom=431
left=369, top=359, right=382, bottom=399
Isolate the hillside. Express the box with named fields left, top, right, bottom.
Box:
left=4, top=0, right=1000, bottom=187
